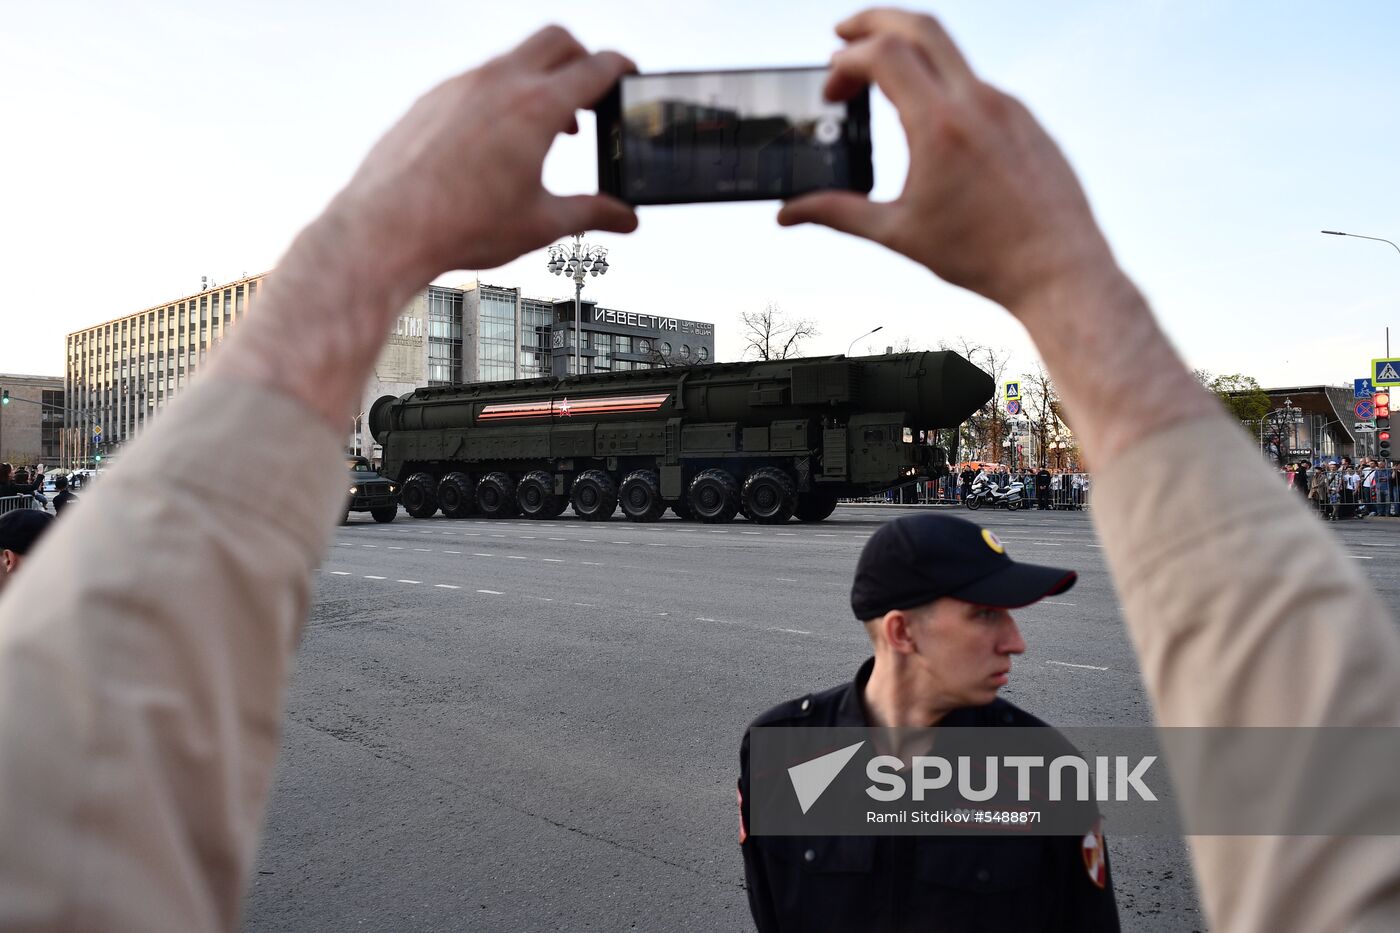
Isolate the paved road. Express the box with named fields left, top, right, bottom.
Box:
left=245, top=504, right=1400, bottom=931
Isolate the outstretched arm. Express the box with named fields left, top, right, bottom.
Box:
left=0, top=27, right=635, bottom=932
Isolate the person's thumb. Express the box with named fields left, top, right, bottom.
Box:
left=777, top=192, right=888, bottom=242
left=551, top=194, right=639, bottom=236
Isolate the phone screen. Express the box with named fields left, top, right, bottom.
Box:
left=598, top=67, right=871, bottom=205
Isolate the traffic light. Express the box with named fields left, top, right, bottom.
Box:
left=1377, top=392, right=1391, bottom=459
left=94, top=454, right=103, bottom=463
left=1, top=389, right=9, bottom=406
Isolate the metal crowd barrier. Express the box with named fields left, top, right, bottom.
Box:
left=0, top=495, right=39, bottom=516
left=843, top=473, right=1093, bottom=510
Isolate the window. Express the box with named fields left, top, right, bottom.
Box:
left=659, top=341, right=672, bottom=358
left=679, top=344, right=691, bottom=360
left=698, top=346, right=709, bottom=362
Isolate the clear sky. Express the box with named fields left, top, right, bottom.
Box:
left=3, top=1, right=1398, bottom=389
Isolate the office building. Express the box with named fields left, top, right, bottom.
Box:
left=0, top=373, right=65, bottom=467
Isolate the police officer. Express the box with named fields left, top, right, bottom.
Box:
left=739, top=513, right=1119, bottom=932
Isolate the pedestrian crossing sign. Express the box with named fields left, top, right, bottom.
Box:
left=1005, top=381, right=1021, bottom=401
left=1373, top=358, right=1400, bottom=386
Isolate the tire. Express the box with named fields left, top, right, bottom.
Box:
left=476, top=471, right=518, bottom=518
left=688, top=469, right=740, bottom=524
left=437, top=471, right=476, bottom=518
left=620, top=470, right=666, bottom=523
left=794, top=491, right=839, bottom=523
left=670, top=496, right=694, bottom=521
left=965, top=495, right=982, bottom=511
left=742, top=468, right=798, bottom=524
left=571, top=469, right=617, bottom=521
left=371, top=505, right=397, bottom=523
left=1007, top=497, right=1024, bottom=511
left=341, top=508, right=351, bottom=525
left=401, top=472, right=439, bottom=519
left=517, top=470, right=561, bottom=519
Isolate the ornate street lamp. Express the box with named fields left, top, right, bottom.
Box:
left=547, top=234, right=611, bottom=377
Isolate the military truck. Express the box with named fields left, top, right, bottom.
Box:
left=344, top=455, right=399, bottom=523
left=368, top=351, right=992, bottom=524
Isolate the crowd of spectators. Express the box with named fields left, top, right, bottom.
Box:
left=1287, top=456, right=1396, bottom=520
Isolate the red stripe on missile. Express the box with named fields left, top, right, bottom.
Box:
left=478, top=393, right=670, bottom=422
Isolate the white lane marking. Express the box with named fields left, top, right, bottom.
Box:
left=419, top=531, right=432, bottom=535
left=815, top=534, right=837, bottom=537
left=612, top=541, right=631, bottom=545
left=776, top=533, right=796, bottom=536
left=477, top=589, right=504, bottom=595
left=646, top=542, right=665, bottom=547
left=463, top=533, right=481, bottom=537
left=445, top=550, right=461, bottom=555
left=387, top=546, right=404, bottom=550
left=364, top=575, right=386, bottom=580
left=1349, top=555, right=1374, bottom=560
left=548, top=537, right=567, bottom=541
left=1046, top=660, right=1109, bottom=671
left=740, top=531, right=761, bottom=535
left=697, top=616, right=737, bottom=625
left=523, top=595, right=554, bottom=602
left=572, top=602, right=596, bottom=608
left=330, top=571, right=351, bottom=576
left=506, top=555, right=528, bottom=560
left=775, top=577, right=798, bottom=583
left=434, top=584, right=461, bottom=589
left=580, top=539, right=597, bottom=543
left=336, top=543, right=353, bottom=547
left=490, top=534, right=506, bottom=538
left=581, top=561, right=602, bottom=566
left=472, top=553, right=492, bottom=557
left=543, top=558, right=564, bottom=562
left=519, top=536, right=536, bottom=540
left=771, top=627, right=811, bottom=635
left=706, top=530, right=728, bottom=533
left=1025, top=541, right=1063, bottom=546
left=361, top=544, right=378, bottom=548
left=397, top=579, right=421, bottom=584
left=413, top=548, right=432, bottom=552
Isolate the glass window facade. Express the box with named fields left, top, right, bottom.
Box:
left=478, top=292, right=518, bottom=382
left=427, top=287, right=463, bottom=385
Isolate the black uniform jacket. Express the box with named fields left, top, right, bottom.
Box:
left=739, top=659, right=1120, bottom=933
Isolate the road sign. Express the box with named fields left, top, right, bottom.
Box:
left=1355, top=399, right=1375, bottom=420
left=1373, top=358, right=1400, bottom=386
left=1006, top=399, right=1022, bottom=415
left=1005, top=381, right=1021, bottom=401
left=92, top=424, right=103, bottom=437
left=1355, top=423, right=1377, bottom=433
left=1355, top=378, right=1374, bottom=399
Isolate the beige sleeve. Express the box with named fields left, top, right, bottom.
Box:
left=1092, top=415, right=1400, bottom=933
left=0, top=378, right=345, bottom=932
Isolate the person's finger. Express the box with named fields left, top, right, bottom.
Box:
left=548, top=193, right=639, bottom=236
left=553, top=50, right=636, bottom=110
left=777, top=191, right=890, bottom=242
left=511, top=24, right=588, bottom=71
left=825, top=34, right=938, bottom=115
left=837, top=8, right=974, bottom=84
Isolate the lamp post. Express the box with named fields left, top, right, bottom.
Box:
left=547, top=234, right=610, bottom=377
left=1322, top=230, right=1398, bottom=355
left=846, top=325, right=883, bottom=357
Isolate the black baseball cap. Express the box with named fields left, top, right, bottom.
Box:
left=851, top=513, right=1076, bottom=619
left=0, top=509, right=55, bottom=556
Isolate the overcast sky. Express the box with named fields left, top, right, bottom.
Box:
left=2, top=0, right=1397, bottom=390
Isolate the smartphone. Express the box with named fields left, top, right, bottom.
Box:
left=596, top=66, right=872, bottom=206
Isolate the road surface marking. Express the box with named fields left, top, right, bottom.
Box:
left=543, top=558, right=564, bottom=562
left=396, top=579, right=420, bottom=584
left=330, top=571, right=351, bottom=576
left=472, top=552, right=493, bottom=557
left=413, top=548, right=432, bottom=552
left=477, top=589, right=503, bottom=595
left=434, top=584, right=461, bottom=589
left=387, top=546, right=404, bottom=550
left=697, top=616, right=737, bottom=625
left=506, top=555, right=528, bottom=560
left=771, top=627, right=812, bottom=635
left=1046, top=660, right=1109, bottom=671
left=364, top=575, right=386, bottom=580
left=740, top=531, right=761, bottom=535
left=1349, top=555, right=1374, bottom=560
left=581, top=561, right=603, bottom=566
left=361, top=544, right=378, bottom=548
left=444, top=550, right=461, bottom=555
left=775, top=578, right=797, bottom=582
left=572, top=602, right=596, bottom=608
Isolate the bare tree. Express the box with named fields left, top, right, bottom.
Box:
left=1020, top=364, right=1064, bottom=468
left=740, top=303, right=818, bottom=361
left=938, top=337, right=1014, bottom=463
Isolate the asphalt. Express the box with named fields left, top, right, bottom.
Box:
left=243, top=503, right=1400, bottom=932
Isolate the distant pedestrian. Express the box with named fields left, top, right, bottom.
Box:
left=51, top=476, right=77, bottom=516
left=1035, top=465, right=1052, bottom=510
left=1308, top=465, right=1330, bottom=518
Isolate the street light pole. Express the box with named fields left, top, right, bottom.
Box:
left=1322, top=230, right=1398, bottom=355
left=547, top=234, right=610, bottom=377
left=846, top=325, right=883, bottom=357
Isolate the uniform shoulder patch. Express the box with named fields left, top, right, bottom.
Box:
left=1081, top=818, right=1106, bottom=889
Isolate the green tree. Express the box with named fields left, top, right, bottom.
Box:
left=1197, top=372, right=1273, bottom=423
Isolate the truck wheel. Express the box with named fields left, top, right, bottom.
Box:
left=476, top=472, right=518, bottom=518
left=401, top=472, right=439, bottom=519
left=371, top=506, right=397, bottom=523
left=794, top=492, right=839, bottom=523
left=437, top=471, right=477, bottom=518
left=742, top=468, right=798, bottom=524
left=620, top=470, right=666, bottom=522
left=571, top=470, right=617, bottom=521
left=517, top=470, right=561, bottom=519
left=670, top=497, right=694, bottom=521
left=689, top=469, right=740, bottom=524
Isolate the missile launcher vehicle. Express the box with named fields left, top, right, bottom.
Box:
left=368, top=351, right=992, bottom=524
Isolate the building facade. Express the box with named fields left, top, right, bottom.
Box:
left=65, top=273, right=266, bottom=466
left=0, top=373, right=65, bottom=467
left=66, top=274, right=716, bottom=464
